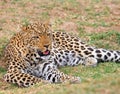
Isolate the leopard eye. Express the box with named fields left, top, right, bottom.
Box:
left=47, top=33, right=51, bottom=36
left=32, top=36, right=39, bottom=39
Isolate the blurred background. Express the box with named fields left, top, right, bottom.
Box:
left=0, top=0, right=120, bottom=94
left=0, top=0, right=120, bottom=54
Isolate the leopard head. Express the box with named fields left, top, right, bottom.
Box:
left=21, top=22, right=52, bottom=59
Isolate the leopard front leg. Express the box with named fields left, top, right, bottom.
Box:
left=44, top=68, right=81, bottom=84
left=31, top=62, right=81, bottom=84
left=3, top=68, right=49, bottom=87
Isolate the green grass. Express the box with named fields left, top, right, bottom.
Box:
left=21, top=18, right=30, bottom=26
left=0, top=37, right=8, bottom=58
left=87, top=30, right=120, bottom=49
left=0, top=0, right=120, bottom=94
left=0, top=63, right=120, bottom=94
left=78, top=30, right=120, bottom=49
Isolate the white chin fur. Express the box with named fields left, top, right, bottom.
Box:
left=41, top=55, right=51, bottom=60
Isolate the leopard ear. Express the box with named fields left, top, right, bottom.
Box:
left=21, top=24, right=31, bottom=32
left=21, top=25, right=27, bottom=32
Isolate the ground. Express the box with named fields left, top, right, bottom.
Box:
left=0, top=0, right=120, bottom=94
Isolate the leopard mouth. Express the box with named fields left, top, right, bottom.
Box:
left=43, top=50, right=50, bottom=55
left=37, top=50, right=50, bottom=56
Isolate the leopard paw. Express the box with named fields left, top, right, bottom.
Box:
left=69, top=76, right=81, bottom=84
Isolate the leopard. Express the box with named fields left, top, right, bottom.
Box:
left=3, top=22, right=120, bottom=87
left=3, top=22, right=81, bottom=87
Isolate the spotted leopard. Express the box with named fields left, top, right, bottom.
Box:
left=3, top=22, right=80, bottom=87
left=3, top=22, right=120, bottom=87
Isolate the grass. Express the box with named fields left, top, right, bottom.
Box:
left=0, top=37, right=8, bottom=58
left=0, top=0, right=120, bottom=94
left=0, top=63, right=120, bottom=94
left=87, top=30, right=120, bottom=49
